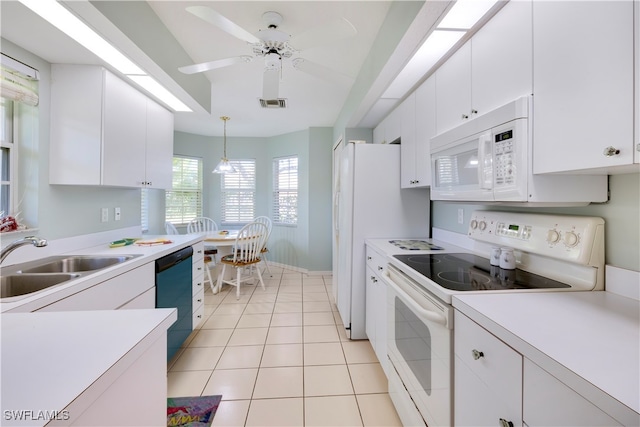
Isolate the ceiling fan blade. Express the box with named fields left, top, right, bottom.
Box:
left=262, top=69, right=280, bottom=100
left=178, top=56, right=253, bottom=74
left=186, top=6, right=260, bottom=44
left=289, top=17, right=357, bottom=50
left=292, top=58, right=353, bottom=86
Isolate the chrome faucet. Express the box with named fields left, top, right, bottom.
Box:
left=0, top=236, right=48, bottom=264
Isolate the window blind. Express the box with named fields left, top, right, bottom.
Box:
left=0, top=54, right=39, bottom=106
left=221, top=159, right=255, bottom=224
left=272, top=156, right=298, bottom=225
left=166, top=156, right=203, bottom=225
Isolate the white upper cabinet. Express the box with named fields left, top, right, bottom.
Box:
left=407, top=76, right=436, bottom=188
left=435, top=41, right=472, bottom=134
left=532, top=1, right=635, bottom=174
left=471, top=0, right=532, bottom=116
left=435, top=1, right=532, bottom=135
left=50, top=65, right=174, bottom=189
left=373, top=104, right=402, bottom=145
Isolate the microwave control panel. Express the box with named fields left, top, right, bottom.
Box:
left=494, top=129, right=515, bottom=187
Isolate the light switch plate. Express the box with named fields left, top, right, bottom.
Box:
left=114, top=207, right=121, bottom=221
left=101, top=208, right=109, bottom=223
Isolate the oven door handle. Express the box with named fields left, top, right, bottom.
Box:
left=385, top=272, right=447, bottom=326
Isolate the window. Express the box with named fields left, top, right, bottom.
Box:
left=221, top=159, right=255, bottom=224
left=273, top=156, right=298, bottom=225
left=165, top=156, right=203, bottom=225
left=0, top=98, right=14, bottom=218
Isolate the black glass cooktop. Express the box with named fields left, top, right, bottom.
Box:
left=393, top=253, right=571, bottom=291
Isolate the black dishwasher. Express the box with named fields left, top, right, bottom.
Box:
left=156, top=246, right=193, bottom=361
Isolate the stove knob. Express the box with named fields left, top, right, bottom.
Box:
left=470, top=220, right=478, bottom=229
left=564, top=231, right=580, bottom=248
left=479, top=221, right=487, bottom=231
left=546, top=229, right=561, bottom=244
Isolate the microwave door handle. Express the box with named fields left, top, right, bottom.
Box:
left=384, top=271, right=447, bottom=326
left=478, top=132, right=493, bottom=190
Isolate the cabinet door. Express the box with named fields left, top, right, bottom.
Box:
left=145, top=100, right=174, bottom=189
left=102, top=72, right=147, bottom=187
left=49, top=65, right=103, bottom=185
left=414, top=76, right=435, bottom=187
left=400, top=93, right=417, bottom=188
left=435, top=41, right=472, bottom=134
left=454, top=311, right=522, bottom=427
left=472, top=0, right=532, bottom=116
left=523, top=359, right=622, bottom=426
left=532, top=1, right=634, bottom=173
left=385, top=106, right=402, bottom=144
left=365, top=266, right=377, bottom=346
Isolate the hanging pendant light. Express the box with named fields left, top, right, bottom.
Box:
left=213, top=116, right=237, bottom=174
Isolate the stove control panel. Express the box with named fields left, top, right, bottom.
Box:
left=468, top=211, right=604, bottom=266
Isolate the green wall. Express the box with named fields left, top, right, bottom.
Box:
left=432, top=174, right=640, bottom=271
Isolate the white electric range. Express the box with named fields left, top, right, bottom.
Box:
left=381, top=211, right=605, bottom=427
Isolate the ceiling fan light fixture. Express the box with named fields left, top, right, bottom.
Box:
left=213, top=116, right=237, bottom=174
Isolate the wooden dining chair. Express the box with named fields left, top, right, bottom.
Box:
left=187, top=217, right=219, bottom=291
left=253, top=216, right=273, bottom=277
left=216, top=222, right=268, bottom=299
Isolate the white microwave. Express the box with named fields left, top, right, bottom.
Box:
left=430, top=96, right=608, bottom=205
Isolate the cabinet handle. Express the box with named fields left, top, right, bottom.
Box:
left=197, top=282, right=202, bottom=287
left=499, top=419, right=514, bottom=427
left=197, top=314, right=202, bottom=319
left=367, top=256, right=372, bottom=260
left=603, top=146, right=621, bottom=157
left=461, top=114, right=469, bottom=119
left=197, top=298, right=202, bottom=303
left=378, top=266, right=384, bottom=271
left=370, top=276, right=378, bottom=283
left=471, top=109, right=478, bottom=115
left=472, top=349, right=484, bottom=360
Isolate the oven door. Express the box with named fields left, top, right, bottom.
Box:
left=385, top=265, right=453, bottom=427
left=430, top=130, right=494, bottom=201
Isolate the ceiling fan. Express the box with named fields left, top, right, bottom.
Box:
left=178, top=6, right=357, bottom=105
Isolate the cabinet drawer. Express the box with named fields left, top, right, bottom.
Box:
left=192, top=257, right=205, bottom=280
left=193, top=288, right=205, bottom=309
left=193, top=273, right=205, bottom=296
left=454, top=311, right=522, bottom=426
left=365, top=246, right=387, bottom=277
left=192, top=301, right=205, bottom=330
left=192, top=242, right=205, bottom=262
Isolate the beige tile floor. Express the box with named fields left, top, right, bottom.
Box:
left=167, top=266, right=403, bottom=427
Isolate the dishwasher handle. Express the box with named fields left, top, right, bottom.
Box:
left=156, top=246, right=193, bottom=273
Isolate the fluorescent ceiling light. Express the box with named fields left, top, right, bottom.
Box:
left=18, top=0, right=144, bottom=75
left=127, top=76, right=192, bottom=112
left=438, top=0, right=500, bottom=30
left=382, top=30, right=465, bottom=99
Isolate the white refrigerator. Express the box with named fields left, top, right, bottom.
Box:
left=333, top=141, right=430, bottom=339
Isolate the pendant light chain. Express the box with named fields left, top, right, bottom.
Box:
left=221, top=115, right=230, bottom=159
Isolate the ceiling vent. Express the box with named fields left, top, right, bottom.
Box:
left=259, top=98, right=287, bottom=108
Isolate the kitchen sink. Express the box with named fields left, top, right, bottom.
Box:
left=1, top=254, right=141, bottom=302
left=1, top=273, right=81, bottom=299
left=17, top=255, right=137, bottom=274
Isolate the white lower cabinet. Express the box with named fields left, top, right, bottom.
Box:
left=36, top=263, right=155, bottom=312
left=365, top=244, right=388, bottom=374
left=454, top=311, right=522, bottom=427
left=455, top=310, right=625, bottom=426
left=523, top=359, right=622, bottom=426
left=192, top=241, right=206, bottom=329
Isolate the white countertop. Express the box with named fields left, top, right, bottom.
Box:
left=453, top=291, right=640, bottom=425
left=0, top=308, right=177, bottom=426
left=1, top=234, right=202, bottom=313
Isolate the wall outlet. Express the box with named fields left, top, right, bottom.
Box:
left=101, top=207, right=109, bottom=223
left=114, top=207, right=121, bottom=221
left=457, top=208, right=464, bottom=225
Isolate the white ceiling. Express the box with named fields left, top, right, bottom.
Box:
left=0, top=1, right=444, bottom=137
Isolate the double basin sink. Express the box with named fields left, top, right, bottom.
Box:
left=1, top=255, right=140, bottom=301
